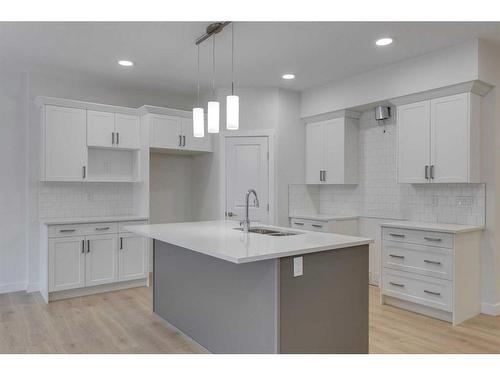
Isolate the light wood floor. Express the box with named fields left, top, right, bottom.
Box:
left=1, top=285, right=499, bottom=353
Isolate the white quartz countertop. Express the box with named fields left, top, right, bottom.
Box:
left=380, top=221, right=484, bottom=234
left=41, top=215, right=149, bottom=225
left=289, top=214, right=359, bottom=221
left=125, top=220, right=372, bottom=264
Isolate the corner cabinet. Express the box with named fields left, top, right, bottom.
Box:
left=305, top=117, right=358, bottom=184
left=397, top=93, right=481, bottom=183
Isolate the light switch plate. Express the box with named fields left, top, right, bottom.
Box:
left=293, top=256, right=303, bottom=277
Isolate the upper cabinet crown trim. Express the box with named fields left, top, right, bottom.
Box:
left=35, top=96, right=139, bottom=116
left=137, top=105, right=191, bottom=118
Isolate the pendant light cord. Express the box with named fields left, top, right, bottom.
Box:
left=212, top=35, right=216, bottom=99
left=197, top=44, right=200, bottom=107
left=231, top=23, right=234, bottom=95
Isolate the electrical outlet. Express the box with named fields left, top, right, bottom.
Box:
left=293, top=256, right=303, bottom=277
left=456, top=196, right=473, bottom=208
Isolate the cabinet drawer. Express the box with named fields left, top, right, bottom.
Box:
left=48, top=222, right=118, bottom=237
left=382, top=227, right=453, bottom=249
left=382, top=269, right=452, bottom=312
left=119, top=220, right=148, bottom=233
left=382, top=240, right=453, bottom=280
left=290, top=219, right=328, bottom=232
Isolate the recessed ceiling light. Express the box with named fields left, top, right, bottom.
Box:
left=375, top=38, right=393, bottom=46
left=282, top=74, right=295, bottom=80
left=118, top=60, right=134, bottom=67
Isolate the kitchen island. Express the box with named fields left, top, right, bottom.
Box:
left=126, top=220, right=372, bottom=354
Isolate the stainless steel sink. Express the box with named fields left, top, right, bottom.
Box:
left=234, top=227, right=300, bottom=236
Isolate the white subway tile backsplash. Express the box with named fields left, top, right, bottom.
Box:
left=290, top=109, right=486, bottom=226
left=38, top=182, right=135, bottom=219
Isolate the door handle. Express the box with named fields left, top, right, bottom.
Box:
left=82, top=166, right=86, bottom=179
left=120, top=237, right=123, bottom=250
left=424, top=259, right=442, bottom=265
left=81, top=240, right=85, bottom=254
left=178, top=135, right=182, bottom=147
left=424, top=237, right=442, bottom=242
left=183, top=135, right=186, bottom=147
left=311, top=224, right=323, bottom=228
left=389, top=282, right=405, bottom=288
left=59, top=229, right=76, bottom=233
left=430, top=165, right=434, bottom=180
left=293, top=222, right=304, bottom=226
left=112, top=132, right=115, bottom=144
left=424, top=289, right=441, bottom=296
left=95, top=227, right=110, bottom=231
left=425, top=165, right=429, bottom=180
left=116, top=132, right=119, bottom=145
left=87, top=240, right=90, bottom=253
left=389, top=233, right=405, bottom=238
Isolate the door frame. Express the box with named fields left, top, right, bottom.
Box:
left=219, top=130, right=277, bottom=225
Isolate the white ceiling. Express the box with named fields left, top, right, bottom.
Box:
left=1, top=22, right=500, bottom=95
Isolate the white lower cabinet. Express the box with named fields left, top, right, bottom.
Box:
left=46, top=220, right=148, bottom=301
left=118, top=234, right=148, bottom=281
left=380, top=224, right=481, bottom=325
left=49, top=236, right=86, bottom=292
left=85, top=234, right=118, bottom=287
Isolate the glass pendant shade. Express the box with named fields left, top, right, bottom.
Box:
left=192, top=107, right=204, bottom=138
left=207, top=101, right=220, bottom=133
left=226, top=95, right=239, bottom=130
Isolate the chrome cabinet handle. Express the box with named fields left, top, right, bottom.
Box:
left=312, top=224, right=323, bottom=228
left=424, top=290, right=441, bottom=296
left=293, top=222, right=304, bottom=226
left=95, top=227, right=110, bottom=231
left=430, top=165, right=434, bottom=180
left=178, top=135, right=182, bottom=147
left=87, top=240, right=90, bottom=253
left=183, top=135, right=186, bottom=147
left=120, top=237, right=123, bottom=250
left=81, top=240, right=85, bottom=254
left=82, top=166, right=86, bottom=179
left=59, top=229, right=76, bottom=233
left=389, top=233, right=405, bottom=238
left=425, top=165, right=429, bottom=180
left=424, top=259, right=442, bottom=265
left=116, top=132, right=119, bottom=145
left=390, top=282, right=405, bottom=288
left=389, top=254, right=405, bottom=259
left=424, top=237, right=442, bottom=242
left=112, top=132, right=115, bottom=144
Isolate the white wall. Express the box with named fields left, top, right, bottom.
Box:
left=301, top=39, right=479, bottom=118
left=0, top=69, right=29, bottom=293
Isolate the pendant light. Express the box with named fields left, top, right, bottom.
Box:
left=226, top=23, right=239, bottom=130
left=193, top=44, right=204, bottom=138
left=207, top=35, right=220, bottom=133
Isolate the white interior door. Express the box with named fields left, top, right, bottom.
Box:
left=397, top=101, right=431, bottom=183
left=87, top=110, right=115, bottom=147
left=115, top=113, right=140, bottom=149
left=225, top=136, right=270, bottom=224
left=305, top=122, right=324, bottom=184
left=85, top=234, right=118, bottom=287
left=430, top=93, right=469, bottom=183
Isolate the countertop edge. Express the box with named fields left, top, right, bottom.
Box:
left=380, top=222, right=484, bottom=234
left=40, top=216, right=149, bottom=225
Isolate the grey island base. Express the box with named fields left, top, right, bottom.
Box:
left=154, top=240, right=369, bottom=354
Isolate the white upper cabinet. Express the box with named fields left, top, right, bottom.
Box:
left=148, top=113, right=212, bottom=152
left=115, top=113, right=140, bottom=149
left=397, top=93, right=480, bottom=184
left=150, top=114, right=182, bottom=149
left=87, top=110, right=115, bottom=147
left=182, top=118, right=212, bottom=152
left=397, top=101, right=431, bottom=183
left=44, top=105, right=87, bottom=181
left=87, top=110, right=140, bottom=150
left=305, top=117, right=358, bottom=184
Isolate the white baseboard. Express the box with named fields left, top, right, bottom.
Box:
left=0, top=282, right=26, bottom=294
left=481, top=301, right=500, bottom=316
left=26, top=282, right=40, bottom=293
